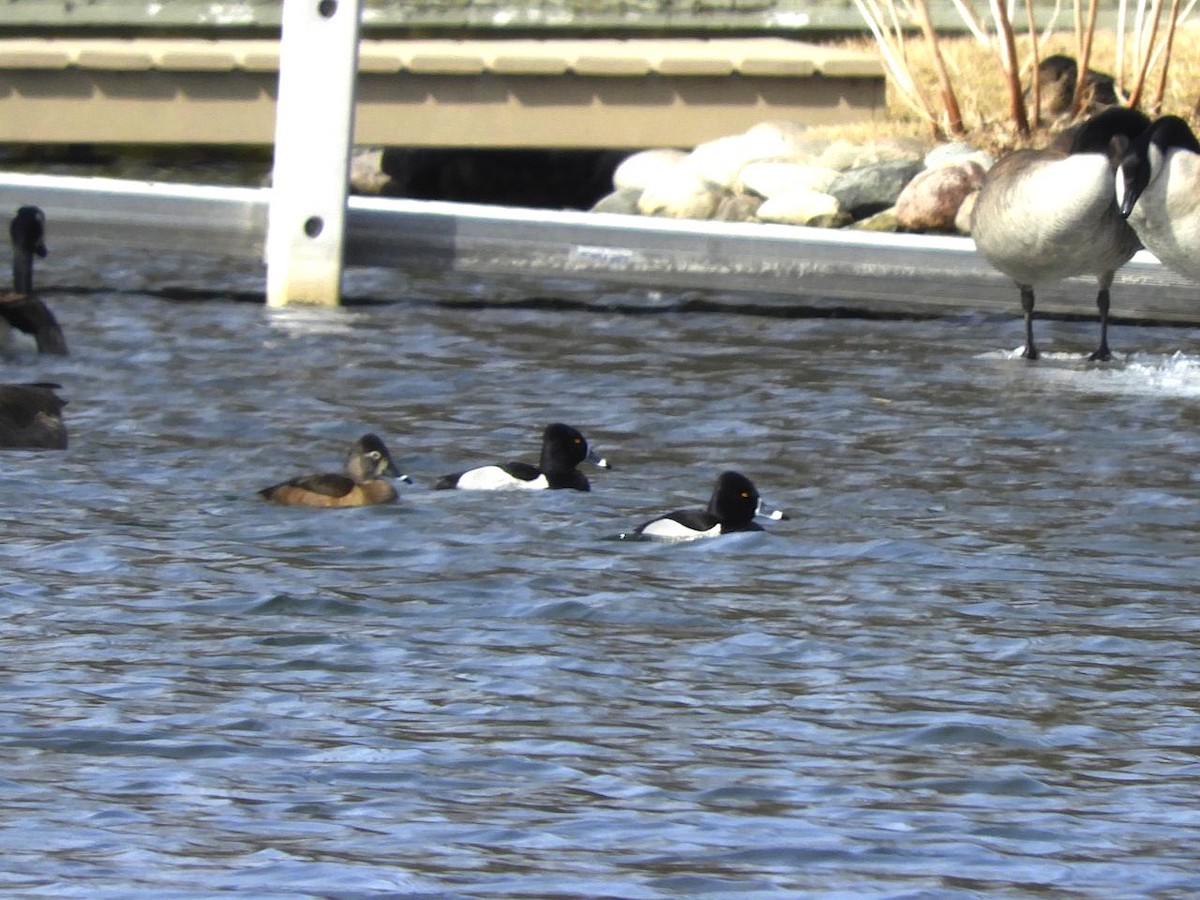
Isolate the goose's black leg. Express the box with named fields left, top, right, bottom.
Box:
left=1089, top=282, right=1113, bottom=362
left=1020, top=284, right=1039, bottom=360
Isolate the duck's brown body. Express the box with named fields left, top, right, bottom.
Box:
left=259, top=474, right=397, bottom=508
left=259, top=434, right=404, bottom=508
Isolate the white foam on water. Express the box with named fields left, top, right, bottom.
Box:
left=983, top=347, right=1200, bottom=399
left=266, top=306, right=360, bottom=337
left=1111, top=352, right=1200, bottom=397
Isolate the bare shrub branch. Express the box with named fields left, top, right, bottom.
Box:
left=1071, top=0, right=1101, bottom=114
left=1040, top=0, right=1066, bottom=44
left=853, top=0, right=940, bottom=131
left=851, top=0, right=1194, bottom=148
left=1149, top=0, right=1196, bottom=113
left=1024, top=0, right=1043, bottom=127
left=1128, top=0, right=1165, bottom=108
left=1116, top=0, right=1130, bottom=95
left=913, top=0, right=967, bottom=135
left=948, top=0, right=994, bottom=44
left=989, top=0, right=1031, bottom=136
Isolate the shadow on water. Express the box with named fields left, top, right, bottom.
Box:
left=50, top=281, right=958, bottom=319
left=41, top=270, right=1194, bottom=328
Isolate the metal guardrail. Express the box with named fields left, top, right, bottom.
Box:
left=1, top=170, right=1197, bottom=322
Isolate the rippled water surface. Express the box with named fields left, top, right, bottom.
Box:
left=4, top=242, right=1200, bottom=898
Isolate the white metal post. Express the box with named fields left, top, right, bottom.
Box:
left=265, top=0, right=362, bottom=307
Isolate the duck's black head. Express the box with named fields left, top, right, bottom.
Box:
left=540, top=423, right=609, bottom=474
left=707, top=470, right=761, bottom=528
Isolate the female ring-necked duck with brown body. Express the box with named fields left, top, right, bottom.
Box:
left=259, top=433, right=409, bottom=507
left=1117, top=115, right=1200, bottom=284
left=0, top=382, right=67, bottom=450
left=623, top=471, right=787, bottom=541
left=2, top=207, right=68, bottom=356
left=435, top=422, right=609, bottom=491
left=971, top=107, right=1151, bottom=360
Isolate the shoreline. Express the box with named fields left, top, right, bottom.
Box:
left=2, top=169, right=1196, bottom=328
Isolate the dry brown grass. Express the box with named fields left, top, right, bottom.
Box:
left=823, top=23, right=1200, bottom=156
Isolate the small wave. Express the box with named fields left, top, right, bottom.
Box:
left=1114, top=352, right=1200, bottom=396
left=985, top=348, right=1200, bottom=397
left=265, top=306, right=360, bottom=337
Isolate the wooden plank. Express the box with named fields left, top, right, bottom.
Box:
left=0, top=37, right=882, bottom=78
left=0, top=38, right=885, bottom=148
left=74, top=42, right=154, bottom=70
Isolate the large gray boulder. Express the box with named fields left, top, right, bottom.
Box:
left=828, top=160, right=925, bottom=219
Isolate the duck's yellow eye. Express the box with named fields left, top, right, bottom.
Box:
left=741, top=491, right=750, bottom=498
left=369, top=451, right=381, bottom=460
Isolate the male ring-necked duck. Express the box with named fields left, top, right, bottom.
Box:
left=1117, top=115, right=1200, bottom=283
left=259, top=433, right=409, bottom=507
left=435, top=422, right=610, bottom=491
left=623, top=470, right=787, bottom=541
left=971, top=106, right=1151, bottom=360
left=2, top=207, right=68, bottom=356
left=0, top=382, right=68, bottom=450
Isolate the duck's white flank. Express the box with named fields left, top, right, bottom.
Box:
left=639, top=519, right=722, bottom=541
left=455, top=466, right=549, bottom=491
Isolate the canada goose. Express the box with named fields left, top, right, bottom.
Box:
left=1117, top=115, right=1200, bottom=282
left=972, top=106, right=1151, bottom=360
left=2, top=206, right=68, bottom=355
left=0, top=382, right=67, bottom=450
left=435, top=423, right=610, bottom=491
left=259, top=433, right=408, bottom=508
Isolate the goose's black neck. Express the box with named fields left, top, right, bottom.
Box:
left=1067, top=107, right=1151, bottom=158
left=9, top=206, right=46, bottom=296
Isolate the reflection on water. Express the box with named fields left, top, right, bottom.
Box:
left=2, top=243, right=1200, bottom=897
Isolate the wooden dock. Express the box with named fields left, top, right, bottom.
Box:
left=0, top=37, right=884, bottom=148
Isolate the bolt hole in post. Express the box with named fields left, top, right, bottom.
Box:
left=303, top=216, right=324, bottom=239
left=318, top=0, right=338, bottom=17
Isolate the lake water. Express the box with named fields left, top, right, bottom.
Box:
left=3, top=241, right=1200, bottom=898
